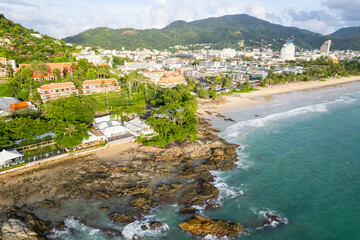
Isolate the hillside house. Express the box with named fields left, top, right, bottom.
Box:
left=37, top=82, right=79, bottom=102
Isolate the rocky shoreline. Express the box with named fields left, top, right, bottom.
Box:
left=0, top=117, right=242, bottom=239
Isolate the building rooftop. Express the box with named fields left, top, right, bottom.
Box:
left=83, top=78, right=117, bottom=86
left=0, top=97, right=21, bottom=110
left=40, top=82, right=76, bottom=91
left=0, top=150, right=23, bottom=166
left=10, top=101, right=28, bottom=111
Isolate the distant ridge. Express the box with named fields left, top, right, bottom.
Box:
left=62, top=14, right=360, bottom=51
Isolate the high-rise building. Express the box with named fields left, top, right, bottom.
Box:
left=280, top=41, right=295, bottom=61
left=320, top=40, right=331, bottom=55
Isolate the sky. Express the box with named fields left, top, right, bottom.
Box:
left=1, top=0, right=360, bottom=39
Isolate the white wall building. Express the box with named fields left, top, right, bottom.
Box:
left=320, top=40, right=332, bottom=55
left=280, top=42, right=296, bottom=61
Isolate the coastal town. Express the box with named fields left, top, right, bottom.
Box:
left=0, top=7, right=360, bottom=240
left=1, top=30, right=360, bottom=173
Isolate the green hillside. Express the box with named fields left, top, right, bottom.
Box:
left=330, top=27, right=360, bottom=39
left=0, top=14, right=76, bottom=64
left=62, top=14, right=328, bottom=51
left=63, top=14, right=360, bottom=51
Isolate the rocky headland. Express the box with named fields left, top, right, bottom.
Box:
left=0, top=118, right=243, bottom=239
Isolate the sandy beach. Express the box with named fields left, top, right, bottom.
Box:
left=197, top=76, right=360, bottom=114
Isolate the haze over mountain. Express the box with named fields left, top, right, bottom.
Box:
left=62, top=14, right=360, bottom=51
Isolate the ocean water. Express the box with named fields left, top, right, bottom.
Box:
left=45, top=82, right=360, bottom=239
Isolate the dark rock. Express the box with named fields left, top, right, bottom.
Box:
left=100, top=206, right=109, bottom=211
left=148, top=221, right=164, bottom=229
left=205, top=202, right=220, bottom=210
left=178, top=179, right=219, bottom=206
left=178, top=207, right=199, bottom=214
left=102, top=228, right=122, bottom=237
left=130, top=197, right=151, bottom=211
left=108, top=213, right=135, bottom=224
left=261, top=214, right=285, bottom=227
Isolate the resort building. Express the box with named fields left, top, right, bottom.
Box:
left=0, top=57, right=16, bottom=80
left=280, top=41, right=295, bottom=61
left=320, top=40, right=332, bottom=55
left=143, top=70, right=165, bottom=84
left=0, top=150, right=23, bottom=169
left=18, top=62, right=77, bottom=81
left=158, top=71, right=187, bottom=88
left=82, top=78, right=120, bottom=95
left=75, top=54, right=113, bottom=66
left=122, top=117, right=154, bottom=136
left=37, top=82, right=79, bottom=102
left=75, top=131, right=107, bottom=150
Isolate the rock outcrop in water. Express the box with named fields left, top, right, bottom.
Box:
left=179, top=214, right=246, bottom=238
left=0, top=118, right=241, bottom=234
left=0, top=207, right=49, bottom=239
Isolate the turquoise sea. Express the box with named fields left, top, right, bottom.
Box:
left=46, top=82, right=360, bottom=240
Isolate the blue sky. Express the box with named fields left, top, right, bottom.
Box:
left=1, top=0, right=359, bottom=39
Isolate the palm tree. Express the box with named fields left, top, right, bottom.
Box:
left=64, top=124, right=77, bottom=139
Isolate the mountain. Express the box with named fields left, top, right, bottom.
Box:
left=330, top=27, right=360, bottom=39
left=63, top=14, right=328, bottom=51
left=328, top=27, right=360, bottom=50
left=0, top=14, right=75, bottom=64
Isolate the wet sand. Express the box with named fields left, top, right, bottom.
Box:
left=197, top=76, right=360, bottom=114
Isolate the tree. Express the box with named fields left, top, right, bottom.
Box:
left=54, top=121, right=89, bottom=148
left=53, top=68, right=61, bottom=80
left=29, top=60, right=48, bottom=81
left=198, top=88, right=209, bottom=98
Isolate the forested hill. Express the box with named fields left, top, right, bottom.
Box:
left=62, top=14, right=360, bottom=51
left=0, top=14, right=75, bottom=64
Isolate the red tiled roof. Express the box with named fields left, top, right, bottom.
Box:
left=18, top=62, right=77, bottom=76
left=40, top=82, right=75, bottom=91
left=10, top=101, right=28, bottom=110
left=83, top=78, right=117, bottom=86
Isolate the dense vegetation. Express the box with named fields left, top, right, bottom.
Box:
left=63, top=14, right=360, bottom=51
left=263, top=59, right=360, bottom=85
left=0, top=14, right=76, bottom=64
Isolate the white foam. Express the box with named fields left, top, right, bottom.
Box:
left=211, top=171, right=244, bottom=200
left=122, top=220, right=169, bottom=240
left=204, top=234, right=230, bottom=240
left=224, top=103, right=329, bottom=138
left=251, top=208, right=289, bottom=230
left=48, top=216, right=100, bottom=238
left=224, top=95, right=358, bottom=138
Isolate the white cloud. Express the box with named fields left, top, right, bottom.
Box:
left=245, top=1, right=280, bottom=23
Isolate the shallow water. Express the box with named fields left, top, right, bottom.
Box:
left=43, top=82, right=360, bottom=239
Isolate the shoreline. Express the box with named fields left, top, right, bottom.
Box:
left=197, top=75, right=360, bottom=114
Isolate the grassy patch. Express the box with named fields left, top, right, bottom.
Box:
left=231, top=88, right=260, bottom=93
left=320, top=79, right=326, bottom=82
left=0, top=82, right=12, bottom=97
left=0, top=163, right=26, bottom=172
left=88, top=91, right=147, bottom=111
left=23, top=144, right=61, bottom=158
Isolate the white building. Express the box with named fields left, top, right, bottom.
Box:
left=0, top=150, right=23, bottom=168
left=280, top=41, right=296, bottom=61
left=320, top=40, right=332, bottom=55
left=31, top=33, right=43, bottom=39
left=76, top=54, right=113, bottom=67
left=221, top=48, right=237, bottom=59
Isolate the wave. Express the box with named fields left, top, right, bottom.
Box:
left=224, top=94, right=358, bottom=139
left=48, top=216, right=100, bottom=239
left=122, top=220, right=169, bottom=240
left=251, top=208, right=289, bottom=230
left=210, top=171, right=244, bottom=200
left=223, top=103, right=329, bottom=138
